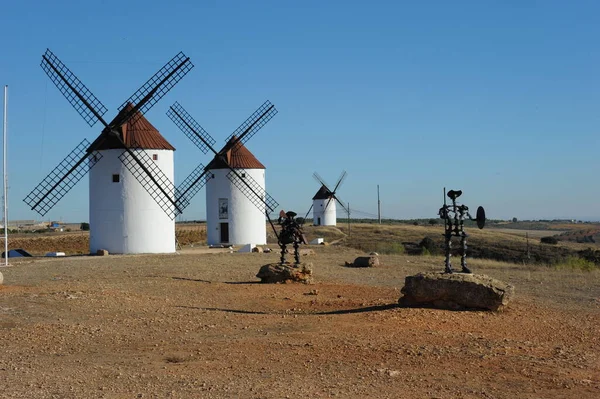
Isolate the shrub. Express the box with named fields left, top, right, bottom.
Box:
left=418, top=236, right=439, bottom=255
left=555, top=256, right=596, bottom=272
left=80, top=222, right=90, bottom=231
left=428, top=219, right=438, bottom=226
left=374, top=242, right=405, bottom=255
left=540, top=236, right=558, bottom=245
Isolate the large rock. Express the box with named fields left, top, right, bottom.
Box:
left=345, top=255, right=379, bottom=268
left=399, top=272, right=514, bottom=311
left=256, top=263, right=313, bottom=284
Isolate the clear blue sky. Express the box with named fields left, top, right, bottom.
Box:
left=1, top=0, right=598, bottom=222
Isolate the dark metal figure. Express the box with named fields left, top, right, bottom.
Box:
left=278, top=210, right=308, bottom=265
left=438, top=189, right=486, bottom=274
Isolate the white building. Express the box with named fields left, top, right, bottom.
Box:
left=312, top=185, right=337, bottom=226
left=206, top=138, right=267, bottom=246
left=88, top=106, right=176, bottom=254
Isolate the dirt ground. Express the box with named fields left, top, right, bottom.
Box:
left=0, top=245, right=598, bottom=398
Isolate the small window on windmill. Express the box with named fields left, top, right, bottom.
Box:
left=112, top=174, right=120, bottom=183
left=152, top=154, right=158, bottom=161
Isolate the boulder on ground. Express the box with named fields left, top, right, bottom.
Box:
left=0, top=271, right=3, bottom=285
left=399, top=272, right=514, bottom=311
left=96, top=249, right=109, bottom=256
left=256, top=262, right=313, bottom=284
left=345, top=255, right=379, bottom=268
left=251, top=246, right=264, bottom=253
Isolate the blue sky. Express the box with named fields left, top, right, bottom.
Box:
left=1, top=0, right=598, bottom=222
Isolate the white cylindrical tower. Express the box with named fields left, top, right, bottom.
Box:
left=88, top=109, right=176, bottom=254
left=312, top=185, right=337, bottom=226
left=206, top=139, right=267, bottom=246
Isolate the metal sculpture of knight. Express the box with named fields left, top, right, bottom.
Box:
left=438, top=188, right=486, bottom=274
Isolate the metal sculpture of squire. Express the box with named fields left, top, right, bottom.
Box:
left=438, top=188, right=486, bottom=274
left=278, top=210, right=308, bottom=265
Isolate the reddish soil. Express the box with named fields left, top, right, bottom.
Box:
left=0, top=246, right=598, bottom=398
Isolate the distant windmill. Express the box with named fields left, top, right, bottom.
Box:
left=306, top=171, right=349, bottom=226
left=23, top=49, right=193, bottom=254
left=167, top=101, right=278, bottom=245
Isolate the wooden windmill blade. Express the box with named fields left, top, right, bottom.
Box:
left=40, top=49, right=109, bottom=128
left=25, top=49, right=113, bottom=216
left=331, top=170, right=348, bottom=193
left=332, top=195, right=349, bottom=214
left=23, top=140, right=103, bottom=216
left=115, top=52, right=194, bottom=128
left=302, top=204, right=314, bottom=222
left=117, top=134, right=182, bottom=218
left=95, top=52, right=194, bottom=219
left=24, top=49, right=194, bottom=219
left=167, top=102, right=216, bottom=154
left=225, top=170, right=279, bottom=214
left=166, top=100, right=279, bottom=218
left=174, top=163, right=210, bottom=212
left=166, top=101, right=219, bottom=210
left=312, top=172, right=332, bottom=193
left=328, top=171, right=349, bottom=212
left=223, top=100, right=278, bottom=148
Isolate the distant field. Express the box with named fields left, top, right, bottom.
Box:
left=5, top=222, right=599, bottom=267
left=487, top=228, right=566, bottom=238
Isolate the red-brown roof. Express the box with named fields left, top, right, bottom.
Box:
left=207, top=136, right=265, bottom=170
left=89, top=103, right=175, bottom=151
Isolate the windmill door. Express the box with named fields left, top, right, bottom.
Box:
left=220, top=223, right=229, bottom=243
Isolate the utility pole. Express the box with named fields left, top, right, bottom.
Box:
left=2, top=85, right=8, bottom=267
left=377, top=184, right=381, bottom=224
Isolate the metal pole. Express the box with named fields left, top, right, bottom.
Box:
left=347, top=202, right=350, bottom=236
left=2, top=85, right=8, bottom=266
left=377, top=185, right=381, bottom=224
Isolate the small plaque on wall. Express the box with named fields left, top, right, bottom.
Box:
left=219, top=198, right=228, bottom=219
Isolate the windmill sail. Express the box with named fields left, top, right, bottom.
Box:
left=24, top=49, right=194, bottom=218
left=23, top=140, right=102, bottom=216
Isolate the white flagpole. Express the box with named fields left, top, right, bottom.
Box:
left=2, top=85, right=8, bottom=266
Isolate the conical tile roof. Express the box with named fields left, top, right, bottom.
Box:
left=207, top=136, right=265, bottom=170
left=312, top=185, right=333, bottom=200
left=89, top=103, right=175, bottom=151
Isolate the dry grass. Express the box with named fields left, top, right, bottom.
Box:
left=6, top=222, right=599, bottom=267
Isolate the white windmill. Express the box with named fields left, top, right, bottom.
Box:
left=308, top=171, right=349, bottom=226
left=24, top=49, right=194, bottom=254
left=166, top=101, right=278, bottom=246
